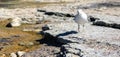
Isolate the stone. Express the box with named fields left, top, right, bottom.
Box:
left=36, top=17, right=44, bottom=24
left=64, top=53, right=79, bottom=57
left=18, top=42, right=25, bottom=46
left=6, top=23, right=12, bottom=27
left=27, top=42, right=34, bottom=46
left=65, top=48, right=80, bottom=55
left=10, top=53, right=17, bottom=57
left=42, top=25, right=50, bottom=31
left=93, top=21, right=120, bottom=29
left=65, top=53, right=72, bottom=57
left=37, top=9, right=46, bottom=12
left=89, top=14, right=120, bottom=24
left=61, top=43, right=120, bottom=57
left=44, top=11, right=74, bottom=17
left=89, top=16, right=100, bottom=22
left=10, top=17, right=21, bottom=27
left=0, top=47, right=3, bottom=51
left=17, top=51, right=26, bottom=57
left=18, top=42, right=34, bottom=47
left=93, top=21, right=107, bottom=26
left=22, top=45, right=60, bottom=57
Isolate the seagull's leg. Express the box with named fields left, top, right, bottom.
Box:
left=82, top=24, right=85, bottom=32
left=78, top=24, right=80, bottom=32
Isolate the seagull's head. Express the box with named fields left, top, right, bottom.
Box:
left=77, top=9, right=84, bottom=14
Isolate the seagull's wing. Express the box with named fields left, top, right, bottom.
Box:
left=73, top=14, right=79, bottom=20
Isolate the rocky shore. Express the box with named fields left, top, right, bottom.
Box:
left=23, top=5, right=120, bottom=57
left=0, top=0, right=120, bottom=57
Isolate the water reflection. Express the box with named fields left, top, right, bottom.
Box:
left=0, top=0, right=16, bottom=2
left=0, top=4, right=15, bottom=8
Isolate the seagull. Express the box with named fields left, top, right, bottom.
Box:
left=74, top=9, right=88, bottom=32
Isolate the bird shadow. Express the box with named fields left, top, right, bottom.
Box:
left=56, top=31, right=78, bottom=37
left=36, top=31, right=62, bottom=47
left=36, top=31, right=78, bottom=47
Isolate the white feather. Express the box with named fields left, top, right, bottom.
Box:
left=74, top=9, right=88, bottom=24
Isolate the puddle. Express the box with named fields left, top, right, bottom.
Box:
left=0, top=0, right=70, bottom=8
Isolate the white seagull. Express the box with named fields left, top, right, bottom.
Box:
left=74, top=9, right=88, bottom=32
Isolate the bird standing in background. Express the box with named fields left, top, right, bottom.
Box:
left=74, top=9, right=88, bottom=32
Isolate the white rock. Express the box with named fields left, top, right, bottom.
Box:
left=10, top=53, right=17, bottom=57
left=11, top=17, right=21, bottom=27
left=17, top=51, right=26, bottom=57
left=65, top=53, right=72, bottom=57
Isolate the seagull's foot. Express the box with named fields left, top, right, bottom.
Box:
left=77, top=29, right=81, bottom=33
